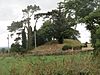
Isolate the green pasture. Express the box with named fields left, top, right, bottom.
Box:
left=0, top=51, right=96, bottom=75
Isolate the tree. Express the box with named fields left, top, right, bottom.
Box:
left=63, top=0, right=100, bottom=49
left=22, top=5, right=40, bottom=50
left=22, top=29, right=26, bottom=49
left=7, top=21, right=23, bottom=32
left=64, top=0, right=100, bottom=23
left=39, top=20, right=53, bottom=41
left=33, top=13, right=80, bottom=46
left=34, top=2, right=80, bottom=44
left=95, top=27, right=100, bottom=48
left=32, top=20, right=52, bottom=47
left=91, top=26, right=100, bottom=55
left=57, top=0, right=100, bottom=56
left=7, top=5, right=40, bottom=50
left=50, top=3, right=80, bottom=43
left=10, top=43, right=22, bottom=52
left=84, top=8, right=100, bottom=55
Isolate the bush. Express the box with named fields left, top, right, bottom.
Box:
left=10, top=43, right=23, bottom=53
left=62, top=45, right=82, bottom=51
left=62, top=45, right=72, bottom=51
left=73, top=46, right=82, bottom=50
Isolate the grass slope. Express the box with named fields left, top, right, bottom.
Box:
left=32, top=39, right=81, bottom=51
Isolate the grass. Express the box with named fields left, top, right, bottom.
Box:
left=63, top=39, right=81, bottom=47
left=0, top=51, right=97, bottom=75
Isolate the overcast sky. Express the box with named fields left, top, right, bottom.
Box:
left=0, top=0, right=90, bottom=47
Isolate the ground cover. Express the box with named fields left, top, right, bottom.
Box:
left=0, top=51, right=97, bottom=75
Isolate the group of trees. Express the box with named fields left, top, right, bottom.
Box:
left=7, top=0, right=100, bottom=54
left=34, top=3, right=80, bottom=46
left=7, top=5, right=40, bottom=52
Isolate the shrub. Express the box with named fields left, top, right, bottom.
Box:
left=62, top=45, right=82, bottom=51
left=10, top=43, right=23, bottom=53
left=73, top=46, right=82, bottom=50
left=62, top=45, right=72, bottom=51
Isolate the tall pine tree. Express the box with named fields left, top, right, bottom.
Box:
left=22, top=29, right=26, bottom=49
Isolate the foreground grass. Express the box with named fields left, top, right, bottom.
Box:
left=0, top=51, right=99, bottom=75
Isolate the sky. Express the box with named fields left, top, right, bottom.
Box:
left=0, top=0, right=90, bottom=47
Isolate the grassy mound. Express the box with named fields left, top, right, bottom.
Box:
left=32, top=39, right=82, bottom=52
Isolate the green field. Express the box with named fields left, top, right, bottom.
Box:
left=0, top=51, right=99, bottom=75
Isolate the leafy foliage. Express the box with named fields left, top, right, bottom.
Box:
left=64, top=0, right=100, bottom=23
left=34, top=2, right=81, bottom=44
left=7, top=21, right=23, bottom=32
left=22, top=5, right=40, bottom=18
left=93, top=27, right=100, bottom=55
left=83, top=5, right=100, bottom=55
left=10, top=43, right=22, bottom=52
left=32, top=20, right=52, bottom=46
left=62, top=45, right=72, bottom=51
left=85, top=8, right=100, bottom=49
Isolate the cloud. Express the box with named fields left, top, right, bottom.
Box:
left=0, top=0, right=35, bottom=21
left=34, top=0, right=63, bottom=11
left=0, top=0, right=63, bottom=21
left=0, top=8, right=15, bottom=21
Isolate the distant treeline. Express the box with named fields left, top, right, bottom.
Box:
left=0, top=47, right=8, bottom=53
